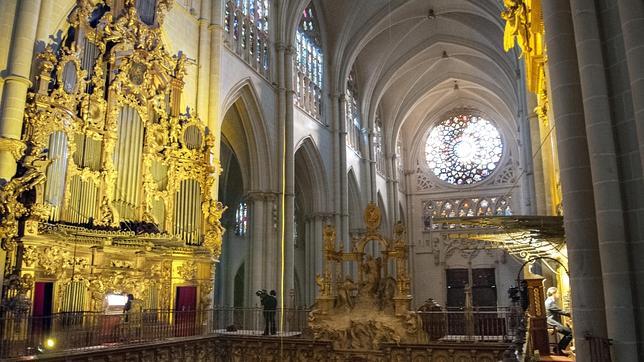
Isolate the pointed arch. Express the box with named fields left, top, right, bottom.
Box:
left=294, top=137, right=329, bottom=213
left=220, top=79, right=274, bottom=191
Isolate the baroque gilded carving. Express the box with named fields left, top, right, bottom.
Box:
left=1, top=0, right=218, bottom=314
left=310, top=205, right=421, bottom=352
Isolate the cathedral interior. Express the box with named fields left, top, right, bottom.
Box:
left=0, top=0, right=642, bottom=361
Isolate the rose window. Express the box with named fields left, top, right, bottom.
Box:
left=425, top=114, right=503, bottom=185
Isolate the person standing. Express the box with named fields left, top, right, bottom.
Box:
left=545, top=287, right=573, bottom=354
left=260, top=289, right=277, bottom=335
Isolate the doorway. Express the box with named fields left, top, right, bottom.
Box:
left=174, top=286, right=197, bottom=336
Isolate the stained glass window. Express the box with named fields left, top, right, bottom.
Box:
left=345, top=69, right=361, bottom=153
left=224, top=0, right=270, bottom=75
left=296, top=2, right=323, bottom=118
left=235, top=202, right=248, bottom=236
left=425, top=113, right=503, bottom=185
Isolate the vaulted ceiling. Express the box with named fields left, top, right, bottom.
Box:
left=285, top=0, right=521, bottom=157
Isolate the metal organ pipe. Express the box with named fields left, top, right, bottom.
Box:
left=45, top=131, right=68, bottom=221
left=174, top=179, right=202, bottom=245
left=114, top=106, right=144, bottom=219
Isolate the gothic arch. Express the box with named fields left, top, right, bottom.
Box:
left=220, top=79, right=274, bottom=191
left=294, top=137, right=329, bottom=213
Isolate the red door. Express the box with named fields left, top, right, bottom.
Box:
left=174, top=286, right=197, bottom=336
left=31, top=282, right=54, bottom=342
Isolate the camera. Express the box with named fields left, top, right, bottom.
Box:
left=256, top=289, right=267, bottom=297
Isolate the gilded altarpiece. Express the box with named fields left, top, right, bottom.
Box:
left=0, top=0, right=225, bottom=313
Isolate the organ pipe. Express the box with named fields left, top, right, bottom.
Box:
left=44, top=131, right=68, bottom=221
left=174, top=179, right=202, bottom=245
left=113, top=106, right=144, bottom=219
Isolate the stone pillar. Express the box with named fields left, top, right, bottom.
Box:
left=331, top=94, right=341, bottom=241
left=208, top=0, right=223, bottom=197
left=615, top=0, right=644, bottom=173
left=527, top=93, right=547, bottom=215
left=517, top=70, right=537, bottom=215
left=196, top=0, right=211, bottom=120
left=248, top=193, right=265, bottom=301
left=569, top=0, right=639, bottom=359
left=263, top=193, right=278, bottom=293
left=367, top=129, right=376, bottom=202
left=339, top=97, right=349, bottom=253
left=283, top=46, right=296, bottom=307
left=0, top=0, right=41, bottom=181
left=542, top=1, right=608, bottom=360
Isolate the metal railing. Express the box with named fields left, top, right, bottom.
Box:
left=0, top=307, right=516, bottom=358
left=0, top=307, right=309, bottom=359
left=417, top=307, right=516, bottom=343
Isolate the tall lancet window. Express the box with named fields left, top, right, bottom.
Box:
left=235, top=202, right=248, bottom=236
left=296, top=2, right=323, bottom=119
left=345, top=69, right=361, bottom=154
left=374, top=115, right=385, bottom=175
left=224, top=0, right=271, bottom=76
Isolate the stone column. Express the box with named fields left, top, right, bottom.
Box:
left=263, top=193, right=278, bottom=293
left=517, top=70, right=537, bottom=215
left=208, top=0, right=223, bottom=197
left=569, top=1, right=639, bottom=359
left=338, top=96, right=349, bottom=252
left=196, top=0, right=211, bottom=120
left=542, top=1, right=608, bottom=360
left=248, top=193, right=265, bottom=301
left=527, top=93, right=547, bottom=215
left=283, top=46, right=296, bottom=306
left=615, top=0, right=644, bottom=173
left=331, top=94, right=341, bottom=237
left=0, top=0, right=41, bottom=181
left=367, top=129, right=376, bottom=202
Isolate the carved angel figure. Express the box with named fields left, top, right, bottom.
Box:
left=501, top=0, right=531, bottom=53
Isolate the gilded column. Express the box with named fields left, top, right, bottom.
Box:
left=542, top=0, right=608, bottom=360
left=0, top=0, right=41, bottom=181
left=569, top=0, right=639, bottom=359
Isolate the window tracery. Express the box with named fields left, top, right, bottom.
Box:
left=224, top=0, right=271, bottom=77
left=296, top=2, right=323, bottom=118
left=422, top=197, right=513, bottom=231
left=235, top=202, right=248, bottom=236
left=425, top=113, right=503, bottom=185
left=345, top=69, right=361, bottom=154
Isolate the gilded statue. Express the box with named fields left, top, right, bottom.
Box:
left=364, top=203, right=381, bottom=230
left=323, top=224, right=336, bottom=251
left=501, top=0, right=530, bottom=53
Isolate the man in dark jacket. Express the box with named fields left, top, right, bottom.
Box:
left=259, top=290, right=277, bottom=335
